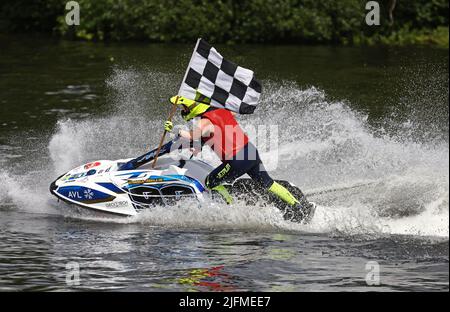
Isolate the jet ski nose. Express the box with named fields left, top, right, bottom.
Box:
left=49, top=180, right=57, bottom=193
left=49, top=173, right=65, bottom=194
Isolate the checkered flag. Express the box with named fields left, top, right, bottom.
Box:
left=178, top=38, right=262, bottom=114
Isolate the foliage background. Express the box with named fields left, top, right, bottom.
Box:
left=0, top=0, right=448, bottom=46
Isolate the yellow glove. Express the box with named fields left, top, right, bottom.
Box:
left=164, top=121, right=173, bottom=132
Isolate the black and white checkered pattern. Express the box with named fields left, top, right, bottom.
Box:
left=179, top=38, right=262, bottom=114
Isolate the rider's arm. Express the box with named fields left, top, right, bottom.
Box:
left=178, top=118, right=214, bottom=141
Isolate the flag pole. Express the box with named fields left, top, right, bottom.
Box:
left=151, top=39, right=199, bottom=168
left=152, top=96, right=179, bottom=168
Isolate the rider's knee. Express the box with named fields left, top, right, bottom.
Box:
left=205, top=175, right=215, bottom=190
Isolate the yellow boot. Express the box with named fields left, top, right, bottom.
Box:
left=211, top=185, right=233, bottom=205
left=268, top=181, right=315, bottom=223
left=268, top=181, right=299, bottom=206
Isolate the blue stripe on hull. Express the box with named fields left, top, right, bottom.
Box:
left=96, top=182, right=126, bottom=194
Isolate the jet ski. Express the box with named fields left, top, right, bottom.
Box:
left=49, top=141, right=316, bottom=222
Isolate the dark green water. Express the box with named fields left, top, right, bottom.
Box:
left=0, top=34, right=448, bottom=291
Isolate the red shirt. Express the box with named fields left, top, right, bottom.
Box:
left=201, top=109, right=249, bottom=160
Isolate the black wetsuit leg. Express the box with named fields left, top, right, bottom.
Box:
left=246, top=158, right=274, bottom=189
left=205, top=143, right=274, bottom=189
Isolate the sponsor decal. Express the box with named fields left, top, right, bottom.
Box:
left=60, top=174, right=71, bottom=182
left=68, top=191, right=83, bottom=199
left=86, top=169, right=97, bottom=176
left=68, top=172, right=87, bottom=180
left=65, top=188, right=93, bottom=200
left=84, top=162, right=101, bottom=170
left=105, top=201, right=128, bottom=208
left=217, top=163, right=232, bottom=179
left=59, top=186, right=116, bottom=203
left=65, top=170, right=97, bottom=181
left=127, top=177, right=172, bottom=185
left=143, top=192, right=154, bottom=200
left=84, top=189, right=94, bottom=199
left=144, top=178, right=165, bottom=183
left=127, top=179, right=146, bottom=185
left=175, top=190, right=184, bottom=200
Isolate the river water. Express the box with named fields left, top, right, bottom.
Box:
left=0, top=34, right=448, bottom=291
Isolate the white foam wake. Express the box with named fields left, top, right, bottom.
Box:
left=0, top=69, right=447, bottom=239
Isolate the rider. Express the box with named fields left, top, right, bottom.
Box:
left=164, top=95, right=314, bottom=223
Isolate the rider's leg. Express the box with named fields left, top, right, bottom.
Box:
left=205, top=162, right=241, bottom=205
left=246, top=154, right=315, bottom=223
left=205, top=170, right=234, bottom=205
left=246, top=161, right=298, bottom=205
left=205, top=149, right=256, bottom=205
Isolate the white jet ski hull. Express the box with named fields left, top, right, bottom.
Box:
left=50, top=150, right=316, bottom=223
left=50, top=156, right=213, bottom=217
